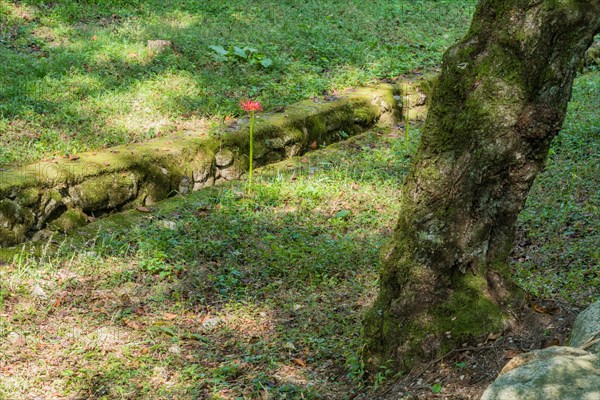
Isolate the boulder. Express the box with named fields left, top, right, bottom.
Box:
left=570, top=300, right=600, bottom=354
left=481, top=347, right=600, bottom=400
left=482, top=300, right=600, bottom=400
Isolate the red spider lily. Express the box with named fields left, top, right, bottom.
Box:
left=240, top=99, right=262, bottom=112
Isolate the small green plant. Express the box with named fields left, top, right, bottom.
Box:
left=209, top=45, right=273, bottom=68
left=345, top=348, right=366, bottom=386
left=139, top=251, right=182, bottom=279
left=372, top=366, right=392, bottom=391
left=431, top=383, right=443, bottom=393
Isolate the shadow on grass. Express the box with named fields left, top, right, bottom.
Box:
left=0, top=130, right=411, bottom=398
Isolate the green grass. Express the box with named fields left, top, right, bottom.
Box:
left=0, top=0, right=476, bottom=167
left=0, top=126, right=418, bottom=399
left=0, top=72, right=598, bottom=398
left=513, top=72, right=600, bottom=306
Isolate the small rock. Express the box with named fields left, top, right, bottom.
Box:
left=193, top=176, right=215, bottom=191
left=219, top=165, right=243, bottom=181
left=215, top=149, right=234, bottom=167
left=158, top=220, right=177, bottom=230
left=202, top=317, right=220, bottom=329
left=31, top=284, right=48, bottom=299
left=7, top=332, right=23, bottom=345
left=31, top=229, right=54, bottom=242
left=179, top=176, right=191, bottom=195
left=47, top=208, right=88, bottom=233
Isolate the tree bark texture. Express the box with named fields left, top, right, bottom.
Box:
left=363, top=0, right=600, bottom=374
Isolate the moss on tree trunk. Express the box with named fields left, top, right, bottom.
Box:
left=363, top=0, right=600, bottom=374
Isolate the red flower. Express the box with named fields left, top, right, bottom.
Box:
left=240, top=99, right=262, bottom=112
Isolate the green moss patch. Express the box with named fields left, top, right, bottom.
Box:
left=0, top=84, right=405, bottom=247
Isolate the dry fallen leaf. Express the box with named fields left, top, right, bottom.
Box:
left=163, top=312, right=178, bottom=321
left=125, top=320, right=142, bottom=330
left=294, top=358, right=306, bottom=367
left=136, top=206, right=152, bottom=213
left=531, top=302, right=559, bottom=314
left=505, top=349, right=520, bottom=359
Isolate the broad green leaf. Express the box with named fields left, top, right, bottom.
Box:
left=208, top=45, right=228, bottom=56
left=260, top=58, right=273, bottom=68
left=233, top=46, right=248, bottom=59
left=334, top=210, right=351, bottom=219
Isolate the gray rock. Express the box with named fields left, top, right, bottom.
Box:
left=47, top=208, right=88, bottom=233
left=285, top=144, right=303, bottom=158
left=193, top=176, right=215, bottom=191
left=218, top=157, right=245, bottom=181
left=178, top=176, right=191, bottom=195
left=31, top=229, right=54, bottom=242
left=191, top=156, right=213, bottom=183
left=68, top=173, right=138, bottom=211
left=0, top=199, right=35, bottom=246
left=481, top=347, right=600, bottom=400
left=264, top=131, right=302, bottom=150
left=0, top=199, right=20, bottom=229
left=215, top=149, right=234, bottom=167
left=219, top=165, right=243, bottom=181
left=482, top=301, right=600, bottom=400
left=570, top=300, right=600, bottom=354
left=35, top=189, right=63, bottom=229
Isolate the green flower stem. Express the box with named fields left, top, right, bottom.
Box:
left=404, top=88, right=410, bottom=151
left=248, top=110, right=255, bottom=192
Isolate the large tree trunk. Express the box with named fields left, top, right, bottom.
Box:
left=363, top=0, right=600, bottom=374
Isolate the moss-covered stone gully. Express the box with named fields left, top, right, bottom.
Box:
left=0, top=82, right=430, bottom=248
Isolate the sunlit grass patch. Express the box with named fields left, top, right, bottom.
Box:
left=0, top=0, right=477, bottom=167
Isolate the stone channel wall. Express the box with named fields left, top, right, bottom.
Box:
left=0, top=84, right=414, bottom=247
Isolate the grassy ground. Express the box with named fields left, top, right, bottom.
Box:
left=513, top=72, right=600, bottom=307
left=0, top=0, right=476, bottom=167
left=0, top=126, right=417, bottom=399
left=0, top=71, right=598, bottom=399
